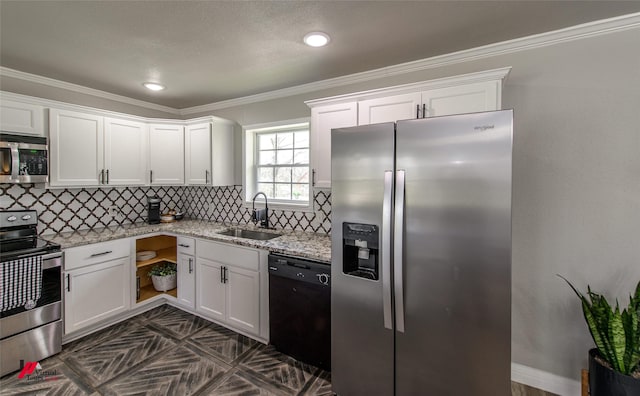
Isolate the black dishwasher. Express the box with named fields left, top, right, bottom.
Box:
left=268, top=254, right=331, bottom=371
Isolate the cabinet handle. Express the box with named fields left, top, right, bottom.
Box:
left=205, top=170, right=209, bottom=184
left=223, top=266, right=228, bottom=283
left=150, top=170, right=153, bottom=183
left=89, top=250, right=112, bottom=258
left=106, top=169, right=109, bottom=184
left=416, top=104, right=420, bottom=119
left=66, top=273, right=71, bottom=292
left=220, top=266, right=224, bottom=283
left=178, top=243, right=190, bottom=248
left=422, top=104, right=427, bottom=118
left=100, top=169, right=105, bottom=184
left=312, top=169, right=316, bottom=186
left=188, top=258, right=193, bottom=274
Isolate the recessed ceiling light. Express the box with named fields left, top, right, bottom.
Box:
left=303, top=32, right=330, bottom=47
left=143, top=82, right=166, bottom=91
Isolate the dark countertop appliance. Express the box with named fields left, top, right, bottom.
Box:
left=268, top=254, right=331, bottom=371
left=0, top=209, right=62, bottom=377
left=147, top=195, right=161, bottom=224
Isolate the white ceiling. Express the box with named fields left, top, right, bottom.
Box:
left=1, top=1, right=639, bottom=109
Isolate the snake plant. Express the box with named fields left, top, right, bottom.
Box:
left=559, top=275, right=640, bottom=376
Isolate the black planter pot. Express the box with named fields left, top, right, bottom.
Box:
left=589, top=348, right=640, bottom=396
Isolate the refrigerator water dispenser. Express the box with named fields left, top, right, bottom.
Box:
left=342, top=222, right=379, bottom=280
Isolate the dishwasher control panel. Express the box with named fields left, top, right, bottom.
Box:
left=268, top=254, right=331, bottom=287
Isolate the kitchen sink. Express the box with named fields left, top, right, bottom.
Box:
left=217, top=228, right=281, bottom=241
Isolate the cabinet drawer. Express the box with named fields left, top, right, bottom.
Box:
left=64, top=239, right=130, bottom=270
left=196, top=240, right=259, bottom=272
left=177, top=237, right=195, bottom=256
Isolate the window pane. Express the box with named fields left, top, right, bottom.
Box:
left=257, top=167, right=273, bottom=182
left=259, top=150, right=276, bottom=165
left=275, top=184, right=291, bottom=200
left=275, top=167, right=292, bottom=183
left=292, top=184, right=309, bottom=201
left=292, top=167, right=309, bottom=183
left=293, top=149, right=309, bottom=164
left=294, top=131, right=309, bottom=148
left=257, top=183, right=274, bottom=198
left=259, top=134, right=276, bottom=150
left=277, top=133, right=294, bottom=149
left=276, top=149, right=293, bottom=164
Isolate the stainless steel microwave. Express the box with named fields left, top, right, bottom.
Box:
left=0, top=133, right=49, bottom=184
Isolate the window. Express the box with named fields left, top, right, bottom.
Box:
left=244, top=120, right=310, bottom=208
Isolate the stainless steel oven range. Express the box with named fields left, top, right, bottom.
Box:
left=0, top=210, right=62, bottom=377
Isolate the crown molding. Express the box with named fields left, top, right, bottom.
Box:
left=0, top=67, right=180, bottom=115
left=180, top=12, right=640, bottom=115
left=2, top=12, right=639, bottom=117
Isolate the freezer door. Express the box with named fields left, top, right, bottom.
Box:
left=394, top=110, right=512, bottom=395
left=331, top=123, right=395, bottom=396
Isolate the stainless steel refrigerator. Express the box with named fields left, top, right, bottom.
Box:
left=331, top=110, right=512, bottom=395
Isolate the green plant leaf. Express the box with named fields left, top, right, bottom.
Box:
left=558, top=275, right=640, bottom=375
left=608, top=304, right=626, bottom=373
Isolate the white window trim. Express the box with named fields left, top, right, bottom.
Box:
left=242, top=117, right=313, bottom=212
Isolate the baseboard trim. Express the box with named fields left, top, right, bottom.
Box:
left=512, top=362, right=582, bottom=396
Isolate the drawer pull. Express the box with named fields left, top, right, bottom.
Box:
left=89, top=250, right=112, bottom=258
left=178, top=244, right=190, bottom=248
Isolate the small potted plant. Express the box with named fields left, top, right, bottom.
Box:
left=148, top=262, right=177, bottom=292
left=559, top=276, right=640, bottom=396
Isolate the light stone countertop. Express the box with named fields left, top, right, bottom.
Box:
left=43, top=220, right=331, bottom=263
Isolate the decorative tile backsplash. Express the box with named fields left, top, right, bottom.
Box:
left=0, top=184, right=331, bottom=235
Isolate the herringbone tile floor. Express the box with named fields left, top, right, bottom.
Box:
left=0, top=304, right=554, bottom=395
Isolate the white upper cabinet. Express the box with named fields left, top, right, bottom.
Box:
left=0, top=99, right=45, bottom=136
left=50, top=109, right=148, bottom=187
left=211, top=121, right=235, bottom=186
left=422, top=81, right=501, bottom=117
left=309, top=102, right=358, bottom=189
left=185, top=122, right=211, bottom=185
left=49, top=109, right=104, bottom=186
left=148, top=124, right=184, bottom=185
left=358, top=92, right=422, bottom=125
left=358, top=81, right=501, bottom=125
left=104, top=118, right=147, bottom=186
left=306, top=68, right=510, bottom=188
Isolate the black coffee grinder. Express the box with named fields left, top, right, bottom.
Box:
left=147, top=195, right=161, bottom=224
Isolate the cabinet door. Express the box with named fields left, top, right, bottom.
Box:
left=358, top=92, right=422, bottom=125
left=225, top=265, right=260, bottom=335
left=185, top=123, right=211, bottom=185
left=49, top=109, right=103, bottom=186
left=0, top=99, right=44, bottom=136
left=148, top=124, right=184, bottom=185
left=422, top=81, right=500, bottom=117
left=310, top=102, right=357, bottom=189
left=196, top=257, right=226, bottom=322
left=177, top=254, right=196, bottom=309
left=64, top=257, right=130, bottom=334
left=211, top=121, right=235, bottom=186
left=104, top=118, right=147, bottom=186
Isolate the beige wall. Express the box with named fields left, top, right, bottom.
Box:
left=3, top=26, right=639, bottom=383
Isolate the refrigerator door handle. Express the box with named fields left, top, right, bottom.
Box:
left=382, top=170, right=394, bottom=330
left=394, top=169, right=406, bottom=333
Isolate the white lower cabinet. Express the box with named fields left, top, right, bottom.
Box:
left=64, top=254, right=130, bottom=334
left=195, top=240, right=262, bottom=336
left=177, top=237, right=196, bottom=309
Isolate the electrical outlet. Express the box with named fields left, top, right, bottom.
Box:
left=108, top=206, right=121, bottom=218
left=208, top=202, right=215, bottom=215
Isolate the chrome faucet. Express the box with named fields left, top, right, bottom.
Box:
left=251, top=192, right=269, bottom=228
